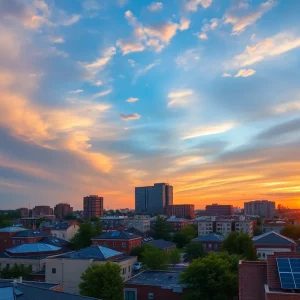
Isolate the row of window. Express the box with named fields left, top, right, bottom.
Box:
left=122, top=265, right=131, bottom=275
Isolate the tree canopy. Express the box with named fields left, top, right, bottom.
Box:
left=180, top=253, right=239, bottom=300
left=79, top=262, right=124, bottom=300
left=0, top=264, right=32, bottom=280
left=173, top=225, right=197, bottom=248
left=152, top=216, right=171, bottom=240
left=130, top=244, right=155, bottom=261
left=221, top=232, right=257, bottom=260
left=183, top=242, right=206, bottom=262
left=280, top=225, right=300, bottom=240
left=168, top=248, right=181, bottom=265
left=142, top=247, right=169, bottom=270
left=71, top=221, right=102, bottom=250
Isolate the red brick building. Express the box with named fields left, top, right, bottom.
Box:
left=166, top=204, right=195, bottom=219
left=32, top=206, right=53, bottom=217
left=192, top=233, right=224, bottom=252
left=83, top=195, right=104, bottom=220
left=54, top=203, right=73, bottom=219
left=124, top=271, right=188, bottom=300
left=166, top=217, right=190, bottom=232
left=91, top=231, right=142, bottom=255
left=205, top=204, right=233, bottom=216
left=239, top=252, right=300, bottom=300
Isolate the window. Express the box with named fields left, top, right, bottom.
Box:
left=52, top=268, right=56, bottom=274
left=208, top=244, right=212, bottom=249
left=262, top=253, right=266, bottom=258
left=148, top=292, right=154, bottom=300
left=6, top=264, right=9, bottom=269
left=124, top=290, right=136, bottom=300
left=123, top=267, right=126, bottom=274
left=113, top=242, right=116, bottom=248
left=104, top=242, right=108, bottom=246
left=122, top=242, right=126, bottom=248
left=128, top=265, right=131, bottom=272
left=214, top=244, right=218, bottom=250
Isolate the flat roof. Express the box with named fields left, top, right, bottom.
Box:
left=125, top=271, right=185, bottom=289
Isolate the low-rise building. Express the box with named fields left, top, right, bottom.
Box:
left=91, top=231, right=142, bottom=255
left=216, top=220, right=233, bottom=237
left=253, top=231, right=297, bottom=260
left=11, top=229, right=50, bottom=246
left=127, top=215, right=151, bottom=233
left=235, top=220, right=254, bottom=236
left=192, top=234, right=224, bottom=252
left=166, top=205, right=195, bottom=219
left=239, top=252, right=300, bottom=300
left=197, top=219, right=215, bottom=236
left=124, top=270, right=187, bottom=300
left=100, top=216, right=128, bottom=232
left=0, top=227, right=27, bottom=251
left=166, top=217, right=190, bottom=232
left=51, top=222, right=79, bottom=241
left=143, top=238, right=176, bottom=252
left=45, top=245, right=137, bottom=294
left=263, top=219, right=293, bottom=233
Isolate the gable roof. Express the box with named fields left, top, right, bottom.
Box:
left=192, top=233, right=224, bottom=243
left=0, top=282, right=98, bottom=300
left=143, top=239, right=176, bottom=250
left=12, top=230, right=50, bottom=238
left=0, top=226, right=27, bottom=233
left=51, top=223, right=70, bottom=230
left=56, top=245, right=122, bottom=260
left=92, top=231, right=141, bottom=240
left=253, top=231, right=296, bottom=246
left=6, top=243, right=61, bottom=254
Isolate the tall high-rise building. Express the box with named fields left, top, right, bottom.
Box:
left=83, top=195, right=104, bottom=220
left=244, top=200, right=275, bottom=218
left=54, top=203, right=73, bottom=219
left=135, top=183, right=173, bottom=214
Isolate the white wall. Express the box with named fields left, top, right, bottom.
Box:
left=256, top=247, right=291, bottom=260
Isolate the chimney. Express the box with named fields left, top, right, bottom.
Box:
left=19, top=276, right=23, bottom=283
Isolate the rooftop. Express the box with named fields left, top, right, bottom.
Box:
left=253, top=231, right=296, bottom=246
left=6, top=243, right=61, bottom=254
left=51, top=223, right=71, bottom=230
left=55, top=245, right=122, bottom=260
left=12, top=230, right=50, bottom=238
left=126, top=271, right=185, bottom=289
left=92, top=231, right=141, bottom=240
left=143, top=239, right=176, bottom=250
left=0, top=227, right=27, bottom=233
left=0, top=282, right=98, bottom=300
left=166, top=217, right=189, bottom=222
left=193, top=233, right=224, bottom=243
left=40, top=237, right=72, bottom=247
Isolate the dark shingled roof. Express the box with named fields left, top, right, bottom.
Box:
left=40, top=237, right=72, bottom=247
left=0, top=282, right=99, bottom=300
left=52, top=223, right=70, bottom=230
left=11, top=230, right=50, bottom=238
left=92, top=231, right=141, bottom=240
left=143, top=239, right=176, bottom=250
left=192, top=234, right=224, bottom=243
left=253, top=231, right=296, bottom=246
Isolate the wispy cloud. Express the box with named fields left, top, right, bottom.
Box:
left=147, top=2, right=163, bottom=12
left=233, top=32, right=300, bottom=67
left=182, top=122, right=236, bottom=139
left=175, top=49, right=200, bottom=71
left=202, top=18, right=220, bottom=32
left=185, top=0, right=213, bottom=11
left=128, top=59, right=136, bottom=67
left=179, top=18, right=191, bottom=31
left=120, top=113, right=141, bottom=121
left=92, top=89, right=112, bottom=99
left=49, top=36, right=64, bottom=43
left=224, top=0, right=276, bottom=34
left=68, top=89, right=84, bottom=94
left=60, top=14, right=81, bottom=26
left=126, top=97, right=139, bottom=103
left=133, top=60, right=160, bottom=83
left=168, top=89, right=194, bottom=107
left=273, top=101, right=300, bottom=114
left=197, top=33, right=208, bottom=40
left=82, top=0, right=102, bottom=11
left=222, top=73, right=232, bottom=77
left=116, top=39, right=145, bottom=55
left=234, top=69, right=256, bottom=77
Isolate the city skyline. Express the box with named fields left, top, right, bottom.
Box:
left=1, top=0, right=300, bottom=210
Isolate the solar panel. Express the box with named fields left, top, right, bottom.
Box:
left=276, top=258, right=300, bottom=290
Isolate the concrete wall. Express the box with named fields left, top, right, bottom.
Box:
left=51, top=225, right=79, bottom=241
left=0, top=257, right=44, bottom=272
left=45, top=256, right=137, bottom=294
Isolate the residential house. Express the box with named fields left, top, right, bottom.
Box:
left=45, top=245, right=137, bottom=294
left=143, top=238, right=176, bottom=252
left=127, top=215, right=151, bottom=233
left=0, top=227, right=27, bottom=251
left=192, top=233, right=224, bottom=252
left=51, top=222, right=79, bottom=241
left=91, top=231, right=142, bottom=255
left=253, top=231, right=297, bottom=260
left=100, top=216, right=128, bottom=232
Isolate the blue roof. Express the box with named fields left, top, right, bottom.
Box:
left=51, top=223, right=70, bottom=230
left=92, top=231, right=141, bottom=240
left=12, top=230, right=50, bottom=238
left=166, top=217, right=189, bottom=222
left=192, top=234, right=224, bottom=243
left=0, top=287, right=14, bottom=300
left=0, top=226, right=27, bottom=233
left=58, top=245, right=122, bottom=260
left=6, top=243, right=61, bottom=254
left=143, top=239, right=176, bottom=250
left=253, top=231, right=296, bottom=246
left=40, top=237, right=72, bottom=247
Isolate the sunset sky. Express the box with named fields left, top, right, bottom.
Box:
left=1, top=0, right=300, bottom=210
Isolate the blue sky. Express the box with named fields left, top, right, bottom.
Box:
left=1, top=0, right=300, bottom=210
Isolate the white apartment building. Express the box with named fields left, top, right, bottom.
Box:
left=198, top=221, right=214, bottom=236
left=216, top=221, right=232, bottom=237
left=127, top=215, right=151, bottom=233
left=235, top=220, right=254, bottom=236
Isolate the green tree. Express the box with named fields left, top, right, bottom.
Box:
left=0, top=264, right=32, bottom=280
left=142, top=247, right=169, bottom=270
left=173, top=232, right=190, bottom=248
left=71, top=222, right=102, bottom=250
left=130, top=244, right=155, bottom=261
left=181, top=225, right=197, bottom=239
left=280, top=225, right=300, bottom=240
left=0, top=218, right=11, bottom=229
left=79, top=262, right=124, bottom=300
left=183, top=242, right=206, bottom=262
left=221, top=232, right=257, bottom=260
left=168, top=248, right=181, bottom=265
left=180, top=253, right=239, bottom=300
left=152, top=216, right=171, bottom=240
